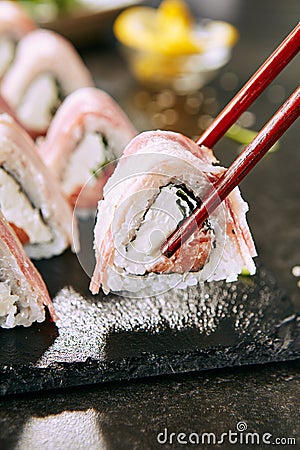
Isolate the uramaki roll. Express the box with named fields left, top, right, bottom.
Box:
left=90, top=130, right=257, bottom=295
left=38, top=87, right=137, bottom=210
left=0, top=114, right=79, bottom=259
left=1, top=29, right=94, bottom=137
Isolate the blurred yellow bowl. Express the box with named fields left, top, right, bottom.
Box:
left=114, top=1, right=238, bottom=93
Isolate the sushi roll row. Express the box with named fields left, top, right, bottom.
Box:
left=0, top=2, right=138, bottom=327
left=0, top=121, right=257, bottom=325
left=0, top=2, right=137, bottom=210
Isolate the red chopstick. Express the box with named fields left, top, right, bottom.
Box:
left=161, top=24, right=300, bottom=258
left=162, top=86, right=300, bottom=258
left=197, top=23, right=300, bottom=148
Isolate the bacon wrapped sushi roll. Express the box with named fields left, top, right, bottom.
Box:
left=0, top=1, right=36, bottom=80
left=1, top=29, right=94, bottom=138
left=90, top=130, right=257, bottom=295
left=38, top=87, right=137, bottom=210
left=0, top=114, right=79, bottom=259
left=0, top=211, right=56, bottom=329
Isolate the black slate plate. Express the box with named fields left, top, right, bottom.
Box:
left=0, top=219, right=299, bottom=397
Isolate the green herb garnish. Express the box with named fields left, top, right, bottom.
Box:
left=226, top=123, right=279, bottom=153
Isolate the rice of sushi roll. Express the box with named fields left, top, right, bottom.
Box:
left=0, top=210, right=56, bottom=329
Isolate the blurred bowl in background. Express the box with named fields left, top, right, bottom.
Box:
left=114, top=1, right=238, bottom=93
left=122, top=31, right=235, bottom=93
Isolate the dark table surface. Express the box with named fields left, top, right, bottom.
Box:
left=1, top=0, right=300, bottom=449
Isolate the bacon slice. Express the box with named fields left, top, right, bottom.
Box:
left=0, top=211, right=56, bottom=328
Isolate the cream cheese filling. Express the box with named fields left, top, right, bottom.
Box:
left=17, top=73, right=60, bottom=131
left=0, top=168, right=52, bottom=244
left=62, top=132, right=114, bottom=196
left=117, top=185, right=198, bottom=274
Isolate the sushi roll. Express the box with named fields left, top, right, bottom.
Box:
left=0, top=114, right=79, bottom=259
left=1, top=29, right=94, bottom=138
left=90, top=130, right=257, bottom=296
left=0, top=1, right=36, bottom=80
left=0, top=211, right=56, bottom=329
left=38, top=87, right=138, bottom=210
